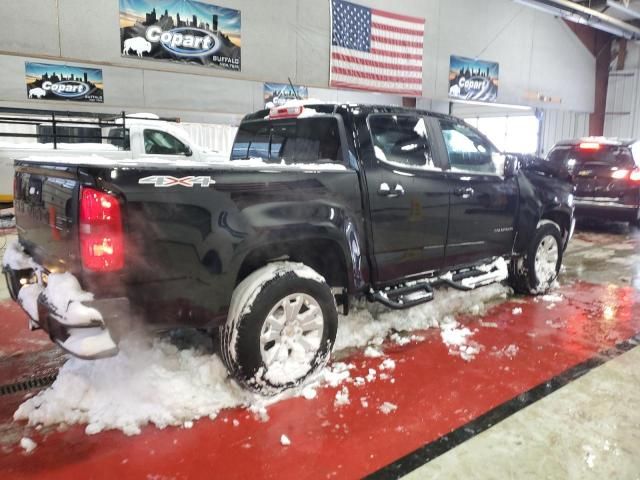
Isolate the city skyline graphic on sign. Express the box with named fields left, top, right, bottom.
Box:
left=120, top=0, right=241, bottom=47
left=449, top=56, right=499, bottom=81
left=25, top=63, right=104, bottom=88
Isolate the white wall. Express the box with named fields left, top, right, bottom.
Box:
left=540, top=110, right=589, bottom=154
left=0, top=0, right=595, bottom=124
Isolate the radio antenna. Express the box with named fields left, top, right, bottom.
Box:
left=288, top=77, right=301, bottom=100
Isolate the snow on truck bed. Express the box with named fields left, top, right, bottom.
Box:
left=14, top=280, right=511, bottom=437
left=13, top=155, right=349, bottom=171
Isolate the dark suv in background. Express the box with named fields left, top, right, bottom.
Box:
left=546, top=138, right=640, bottom=226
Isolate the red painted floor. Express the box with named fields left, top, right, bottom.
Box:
left=0, top=281, right=639, bottom=480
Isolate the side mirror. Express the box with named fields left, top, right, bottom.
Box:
left=185, top=146, right=193, bottom=157
left=504, top=154, right=520, bottom=178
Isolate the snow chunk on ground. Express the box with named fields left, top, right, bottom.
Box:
left=379, top=402, right=398, bottom=415
left=20, top=437, right=37, bottom=453
left=440, top=319, right=481, bottom=361
left=364, top=346, right=383, bottom=358
left=334, top=386, right=350, bottom=407
left=542, top=293, right=563, bottom=303
left=379, top=358, right=396, bottom=371
left=280, top=434, right=291, bottom=446
left=512, top=307, right=523, bottom=315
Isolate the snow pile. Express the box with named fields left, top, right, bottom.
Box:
left=14, top=335, right=251, bottom=436
left=512, top=307, right=523, bottom=315
left=280, top=434, right=291, bottom=446
left=334, top=282, right=509, bottom=351
left=14, top=276, right=511, bottom=436
left=14, top=337, right=356, bottom=436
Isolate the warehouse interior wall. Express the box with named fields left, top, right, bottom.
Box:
left=605, top=42, right=640, bottom=140
left=0, top=0, right=596, bottom=125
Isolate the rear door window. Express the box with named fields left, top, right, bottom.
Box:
left=368, top=114, right=438, bottom=169
left=231, top=117, right=344, bottom=164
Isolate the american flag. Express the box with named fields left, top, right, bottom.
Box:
left=330, top=0, right=424, bottom=96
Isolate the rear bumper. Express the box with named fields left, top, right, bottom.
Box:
left=574, top=198, right=638, bottom=222
left=3, top=265, right=125, bottom=359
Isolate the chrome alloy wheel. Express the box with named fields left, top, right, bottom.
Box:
left=259, top=293, right=325, bottom=381
left=534, top=234, right=559, bottom=287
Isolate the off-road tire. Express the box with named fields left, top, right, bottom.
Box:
left=509, top=222, right=563, bottom=295
left=220, top=262, right=338, bottom=394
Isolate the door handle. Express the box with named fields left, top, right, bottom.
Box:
left=379, top=183, right=405, bottom=198
left=454, top=187, right=474, bottom=199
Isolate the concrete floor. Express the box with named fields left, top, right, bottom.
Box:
left=0, top=221, right=638, bottom=479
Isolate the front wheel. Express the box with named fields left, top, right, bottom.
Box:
left=509, top=222, right=563, bottom=295
left=220, top=262, right=338, bottom=394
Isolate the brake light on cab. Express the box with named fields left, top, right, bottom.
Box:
left=79, top=187, right=124, bottom=272
left=269, top=106, right=304, bottom=119
left=579, top=142, right=601, bottom=150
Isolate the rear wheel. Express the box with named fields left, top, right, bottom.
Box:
left=509, top=222, right=563, bottom=295
left=220, top=262, right=338, bottom=394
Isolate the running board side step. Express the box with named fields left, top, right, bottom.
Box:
left=369, top=283, right=434, bottom=310
left=370, top=258, right=508, bottom=309
left=442, top=264, right=507, bottom=291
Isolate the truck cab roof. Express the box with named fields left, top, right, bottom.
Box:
left=241, top=103, right=455, bottom=124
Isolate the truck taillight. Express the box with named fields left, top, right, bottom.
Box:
left=630, top=169, right=640, bottom=183
left=79, top=187, right=124, bottom=272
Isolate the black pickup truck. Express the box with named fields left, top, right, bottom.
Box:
left=2, top=103, right=575, bottom=392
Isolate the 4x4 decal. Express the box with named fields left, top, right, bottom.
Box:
left=138, top=176, right=215, bottom=187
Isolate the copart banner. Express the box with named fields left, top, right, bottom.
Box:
left=25, top=62, right=104, bottom=102
left=119, top=0, right=241, bottom=71
left=448, top=55, right=499, bottom=102
left=264, top=83, right=309, bottom=108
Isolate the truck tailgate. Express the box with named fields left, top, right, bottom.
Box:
left=14, top=162, right=80, bottom=272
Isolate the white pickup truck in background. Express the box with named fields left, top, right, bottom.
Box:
left=0, top=112, right=231, bottom=203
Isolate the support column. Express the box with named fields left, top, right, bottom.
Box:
left=564, top=22, right=613, bottom=137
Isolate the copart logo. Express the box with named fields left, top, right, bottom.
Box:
left=458, top=76, right=489, bottom=92
left=42, top=80, right=90, bottom=98
left=145, top=26, right=220, bottom=57
left=139, top=176, right=215, bottom=187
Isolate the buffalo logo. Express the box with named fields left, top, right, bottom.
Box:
left=145, top=26, right=220, bottom=57
left=139, top=175, right=216, bottom=187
